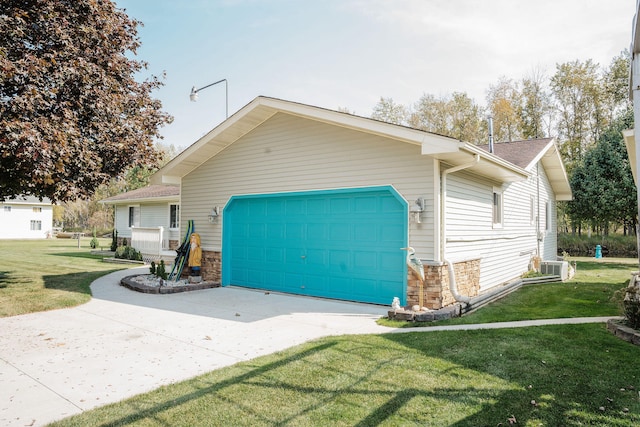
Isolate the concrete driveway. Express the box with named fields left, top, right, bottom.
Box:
left=0, top=267, right=619, bottom=427
left=0, top=267, right=391, bottom=427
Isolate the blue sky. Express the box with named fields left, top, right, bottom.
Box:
left=113, top=0, right=636, bottom=149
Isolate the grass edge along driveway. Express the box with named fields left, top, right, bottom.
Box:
left=49, top=257, right=639, bottom=426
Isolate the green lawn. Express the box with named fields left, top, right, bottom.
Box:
left=379, top=257, right=635, bottom=328
left=49, top=324, right=640, bottom=427
left=0, top=238, right=126, bottom=317
left=47, top=256, right=640, bottom=426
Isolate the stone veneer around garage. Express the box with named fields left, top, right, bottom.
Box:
left=182, top=249, right=222, bottom=282
left=192, top=250, right=479, bottom=310
left=406, top=258, right=481, bottom=310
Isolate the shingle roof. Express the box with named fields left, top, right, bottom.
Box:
left=477, top=138, right=553, bottom=169
left=101, top=185, right=180, bottom=203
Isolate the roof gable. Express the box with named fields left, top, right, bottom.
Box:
left=478, top=138, right=572, bottom=201
left=151, top=96, right=570, bottom=195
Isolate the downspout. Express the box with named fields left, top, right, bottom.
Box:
left=441, top=153, right=480, bottom=304
left=536, top=163, right=541, bottom=258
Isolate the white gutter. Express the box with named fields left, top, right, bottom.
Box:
left=441, top=153, right=480, bottom=304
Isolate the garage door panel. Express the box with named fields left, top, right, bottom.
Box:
left=307, top=223, right=327, bottom=240
left=381, top=223, right=404, bottom=241
left=224, top=187, right=407, bottom=305
left=329, top=223, right=350, bottom=240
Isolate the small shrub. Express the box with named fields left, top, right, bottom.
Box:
left=89, top=229, right=99, bottom=249
left=521, top=270, right=545, bottom=279
left=114, top=246, right=142, bottom=261
left=156, top=260, right=167, bottom=280
left=623, top=284, right=640, bottom=329
left=149, top=261, right=156, bottom=275
left=110, top=230, right=118, bottom=252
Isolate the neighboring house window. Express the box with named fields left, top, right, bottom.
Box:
left=492, top=189, right=503, bottom=227
left=3, top=206, right=10, bottom=212
left=30, top=220, right=42, bottom=231
left=169, top=204, right=180, bottom=229
left=128, top=206, right=140, bottom=227
left=33, top=207, right=42, bottom=213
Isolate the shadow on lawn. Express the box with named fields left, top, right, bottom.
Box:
left=0, top=271, right=9, bottom=288
left=56, top=327, right=639, bottom=426
left=379, top=326, right=640, bottom=426
left=49, top=251, right=108, bottom=260
left=89, top=341, right=338, bottom=427
left=43, top=270, right=121, bottom=295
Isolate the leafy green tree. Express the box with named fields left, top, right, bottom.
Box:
left=371, top=97, right=407, bottom=125
left=448, top=92, right=485, bottom=144
left=0, top=0, right=172, bottom=202
left=408, top=93, right=451, bottom=136
left=408, top=92, right=485, bottom=144
left=602, top=50, right=631, bottom=124
left=486, top=76, right=522, bottom=142
left=567, top=109, right=635, bottom=235
left=550, top=59, right=604, bottom=169
left=518, top=67, right=553, bottom=139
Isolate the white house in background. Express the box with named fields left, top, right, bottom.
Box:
left=100, top=185, right=181, bottom=255
left=150, top=96, right=571, bottom=308
left=0, top=196, right=53, bottom=239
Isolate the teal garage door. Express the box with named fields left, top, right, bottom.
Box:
left=222, top=186, right=407, bottom=305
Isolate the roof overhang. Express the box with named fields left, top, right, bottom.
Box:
left=529, top=139, right=572, bottom=201
left=623, top=129, right=638, bottom=185
left=100, top=195, right=179, bottom=205
left=152, top=96, right=469, bottom=185
left=151, top=96, right=549, bottom=187
left=423, top=142, right=529, bottom=184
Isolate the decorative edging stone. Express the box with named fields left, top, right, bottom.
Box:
left=120, top=274, right=221, bottom=294
left=387, top=304, right=463, bottom=322
left=607, top=319, right=640, bottom=346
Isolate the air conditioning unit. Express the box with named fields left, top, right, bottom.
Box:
left=540, top=260, right=569, bottom=281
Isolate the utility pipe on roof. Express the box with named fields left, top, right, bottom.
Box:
left=441, top=153, right=480, bottom=304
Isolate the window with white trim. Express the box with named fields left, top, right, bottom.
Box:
left=3, top=206, right=10, bottom=212
left=169, top=204, right=180, bottom=229
left=128, top=206, right=140, bottom=228
left=492, top=189, right=503, bottom=227
left=30, top=220, right=41, bottom=231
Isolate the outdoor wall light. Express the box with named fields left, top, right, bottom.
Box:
left=208, top=206, right=220, bottom=223
left=410, top=198, right=425, bottom=224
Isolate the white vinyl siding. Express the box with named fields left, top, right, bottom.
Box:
left=182, top=112, right=437, bottom=258
left=445, top=164, right=556, bottom=291
left=114, top=202, right=180, bottom=243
